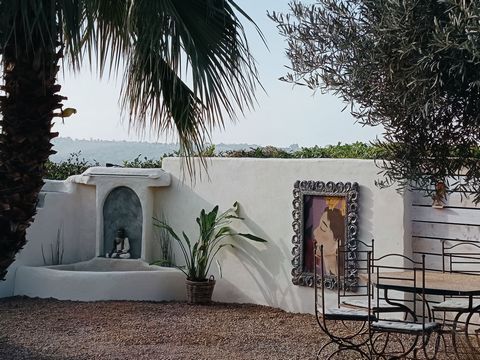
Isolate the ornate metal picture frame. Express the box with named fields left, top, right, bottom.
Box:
left=291, top=181, right=359, bottom=289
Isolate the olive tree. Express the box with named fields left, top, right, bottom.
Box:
left=270, top=0, right=480, bottom=201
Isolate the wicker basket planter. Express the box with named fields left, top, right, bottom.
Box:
left=185, top=277, right=216, bottom=304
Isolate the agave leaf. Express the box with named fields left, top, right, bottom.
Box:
left=237, top=233, right=267, bottom=242
left=205, top=207, right=218, bottom=232
left=224, top=214, right=244, bottom=220
left=215, top=259, right=223, bottom=279
left=180, top=232, right=193, bottom=272
left=206, top=243, right=235, bottom=276
left=176, top=266, right=190, bottom=278
left=216, top=226, right=232, bottom=237
left=191, top=238, right=199, bottom=258
left=153, top=218, right=181, bottom=242
left=232, top=201, right=239, bottom=213
left=153, top=202, right=266, bottom=281
left=181, top=231, right=191, bottom=249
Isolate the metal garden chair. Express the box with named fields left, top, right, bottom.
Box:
left=368, top=253, right=442, bottom=359
left=432, top=241, right=480, bottom=353
left=314, top=241, right=374, bottom=359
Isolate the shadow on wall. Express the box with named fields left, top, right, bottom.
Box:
left=223, top=209, right=291, bottom=307
left=154, top=174, right=312, bottom=310
left=153, top=179, right=288, bottom=307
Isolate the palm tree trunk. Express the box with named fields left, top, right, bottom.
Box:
left=0, top=19, right=63, bottom=280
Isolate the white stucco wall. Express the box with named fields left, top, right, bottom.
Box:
left=0, top=158, right=411, bottom=314
left=157, top=158, right=411, bottom=314
left=0, top=181, right=97, bottom=298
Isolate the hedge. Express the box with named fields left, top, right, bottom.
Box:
left=45, top=143, right=387, bottom=180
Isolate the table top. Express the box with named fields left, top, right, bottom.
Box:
left=366, top=271, right=480, bottom=296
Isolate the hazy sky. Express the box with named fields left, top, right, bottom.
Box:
left=54, top=0, right=383, bottom=147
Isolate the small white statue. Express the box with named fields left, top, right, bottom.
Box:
left=107, top=228, right=131, bottom=259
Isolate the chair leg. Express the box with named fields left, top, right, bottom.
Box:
left=316, top=339, right=336, bottom=360
left=317, top=340, right=370, bottom=360
left=370, top=331, right=419, bottom=359
left=421, top=331, right=445, bottom=360
left=450, top=310, right=467, bottom=358
left=327, top=345, right=371, bottom=360
left=464, top=311, right=480, bottom=355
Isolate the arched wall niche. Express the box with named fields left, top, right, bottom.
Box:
left=103, top=186, right=142, bottom=259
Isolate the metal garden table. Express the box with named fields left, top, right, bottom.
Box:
left=369, top=270, right=480, bottom=357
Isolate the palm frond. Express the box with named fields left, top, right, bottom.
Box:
left=60, top=0, right=262, bottom=177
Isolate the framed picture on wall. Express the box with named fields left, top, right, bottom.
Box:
left=291, top=181, right=359, bottom=289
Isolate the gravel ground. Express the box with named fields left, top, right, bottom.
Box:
left=0, top=297, right=322, bottom=360
left=0, top=297, right=461, bottom=359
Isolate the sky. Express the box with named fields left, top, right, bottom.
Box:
left=54, top=0, right=383, bottom=148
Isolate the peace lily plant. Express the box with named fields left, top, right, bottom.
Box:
left=153, top=202, right=266, bottom=282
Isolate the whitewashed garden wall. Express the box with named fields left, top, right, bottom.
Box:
left=157, top=158, right=411, bottom=313
left=0, top=158, right=411, bottom=314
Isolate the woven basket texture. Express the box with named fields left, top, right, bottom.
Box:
left=185, top=279, right=216, bottom=304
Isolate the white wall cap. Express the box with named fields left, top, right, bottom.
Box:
left=41, top=180, right=75, bottom=193
left=83, top=166, right=167, bottom=178
left=67, top=166, right=171, bottom=187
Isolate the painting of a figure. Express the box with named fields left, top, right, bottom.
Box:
left=291, top=180, right=359, bottom=288
left=303, top=196, right=346, bottom=275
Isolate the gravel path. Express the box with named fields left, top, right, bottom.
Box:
left=0, top=297, right=461, bottom=359
left=0, top=297, right=321, bottom=360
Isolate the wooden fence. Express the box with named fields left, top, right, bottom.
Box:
left=412, top=190, right=480, bottom=268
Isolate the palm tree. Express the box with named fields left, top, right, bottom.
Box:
left=0, top=0, right=262, bottom=280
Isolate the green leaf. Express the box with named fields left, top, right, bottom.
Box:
left=152, top=202, right=265, bottom=281
left=237, top=233, right=267, bottom=242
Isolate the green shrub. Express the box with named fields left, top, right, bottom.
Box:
left=45, top=152, right=165, bottom=180
left=122, top=154, right=163, bottom=168
left=292, top=142, right=390, bottom=159
left=221, top=145, right=291, bottom=158
left=44, top=152, right=99, bottom=180
left=221, top=142, right=389, bottom=159
left=45, top=143, right=395, bottom=180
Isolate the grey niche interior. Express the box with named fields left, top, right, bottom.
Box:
left=103, top=186, right=142, bottom=259
left=73, top=166, right=171, bottom=261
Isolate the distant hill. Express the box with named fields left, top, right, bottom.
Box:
left=50, top=137, right=273, bottom=165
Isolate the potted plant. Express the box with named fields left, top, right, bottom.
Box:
left=153, top=202, right=266, bottom=304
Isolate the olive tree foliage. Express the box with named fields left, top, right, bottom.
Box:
left=270, top=0, right=480, bottom=202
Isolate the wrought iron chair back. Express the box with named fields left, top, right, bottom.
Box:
left=336, top=239, right=373, bottom=308
left=314, top=242, right=373, bottom=359
left=432, top=241, right=480, bottom=354
left=372, top=254, right=424, bottom=319
left=442, top=241, right=480, bottom=275
left=368, top=253, right=441, bottom=359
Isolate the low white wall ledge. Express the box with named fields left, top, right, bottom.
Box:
left=41, top=180, right=75, bottom=193
left=68, top=166, right=171, bottom=187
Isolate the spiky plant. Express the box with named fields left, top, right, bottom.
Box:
left=153, top=202, right=266, bottom=281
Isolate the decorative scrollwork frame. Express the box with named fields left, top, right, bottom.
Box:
left=291, top=180, right=359, bottom=289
